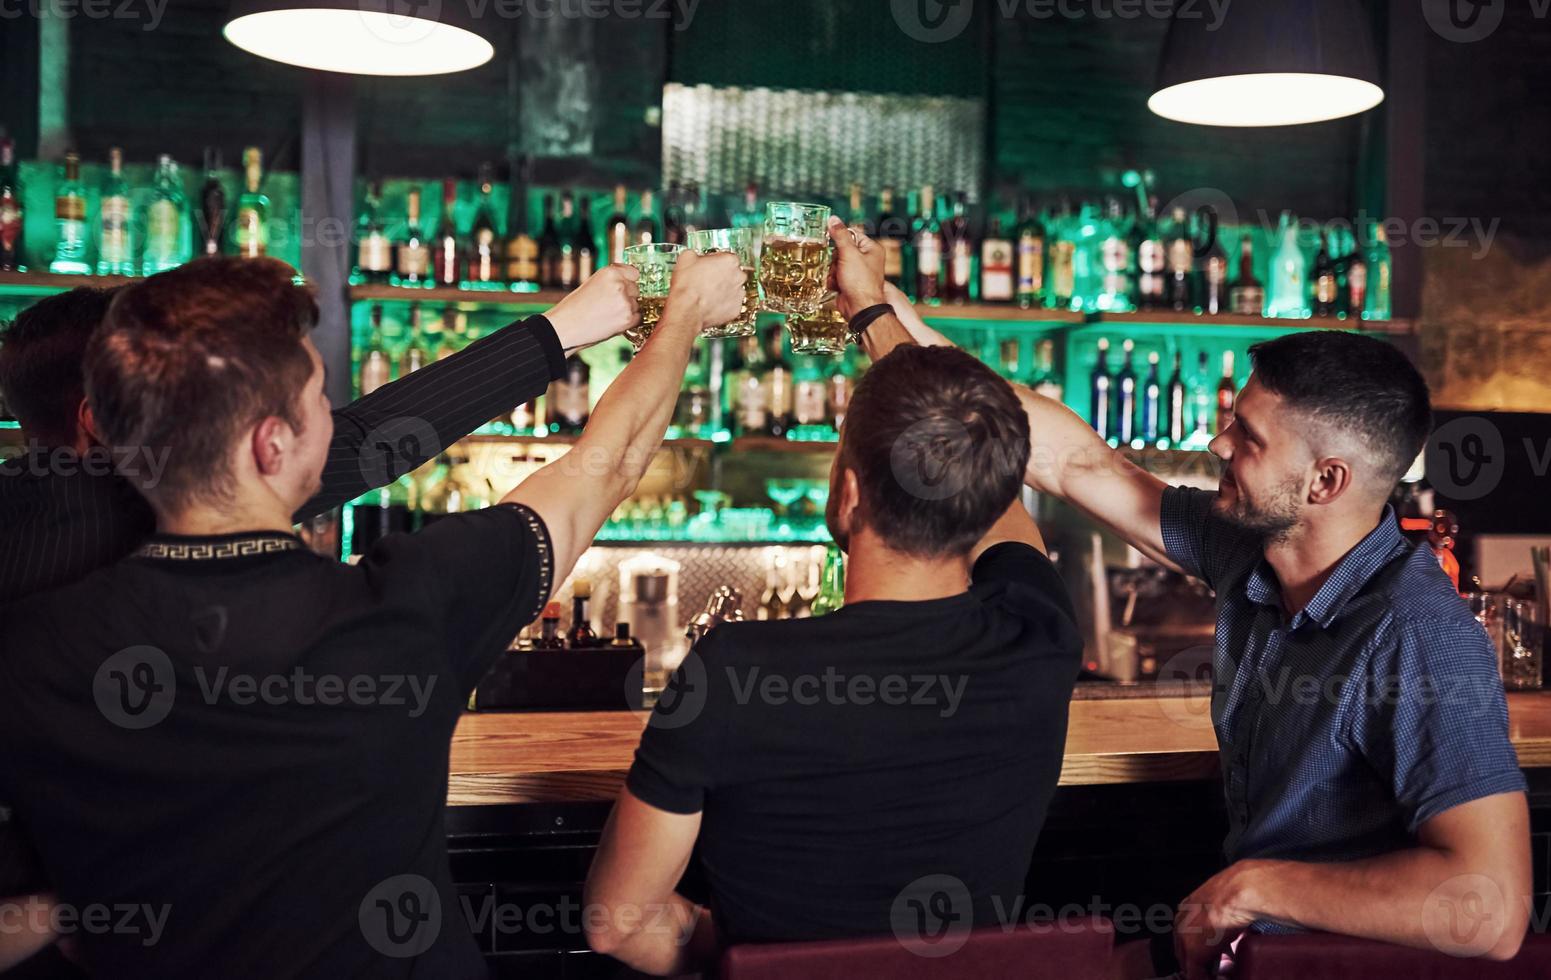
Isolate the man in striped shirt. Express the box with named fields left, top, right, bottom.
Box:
left=0, top=267, right=636, bottom=603
left=0, top=257, right=640, bottom=973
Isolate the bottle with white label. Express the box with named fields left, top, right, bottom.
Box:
left=97, top=148, right=133, bottom=275
left=980, top=217, right=1014, bottom=303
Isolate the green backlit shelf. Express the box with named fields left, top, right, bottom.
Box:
left=461, top=432, right=839, bottom=455
left=1085, top=309, right=1413, bottom=335
left=0, top=270, right=140, bottom=297
left=916, top=303, right=1083, bottom=324
left=349, top=283, right=569, bottom=309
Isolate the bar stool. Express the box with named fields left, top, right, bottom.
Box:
left=718, top=916, right=1114, bottom=979
left=1235, top=931, right=1551, bottom=979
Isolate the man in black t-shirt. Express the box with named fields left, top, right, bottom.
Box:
left=583, top=221, right=1083, bottom=975
left=0, top=254, right=746, bottom=977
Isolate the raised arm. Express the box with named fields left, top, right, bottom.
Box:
left=295, top=265, right=641, bottom=522
left=506, top=252, right=746, bottom=582
left=826, top=217, right=1172, bottom=568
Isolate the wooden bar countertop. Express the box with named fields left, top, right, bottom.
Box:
left=447, top=692, right=1551, bottom=807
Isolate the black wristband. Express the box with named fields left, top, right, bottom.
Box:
left=847, top=303, right=895, bottom=343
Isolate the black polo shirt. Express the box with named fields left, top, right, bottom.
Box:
left=627, top=542, right=1083, bottom=944
left=0, top=504, right=552, bottom=979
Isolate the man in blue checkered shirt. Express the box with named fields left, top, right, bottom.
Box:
left=884, top=300, right=1531, bottom=978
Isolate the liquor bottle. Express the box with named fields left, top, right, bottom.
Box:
left=504, top=160, right=537, bottom=288
left=793, top=362, right=827, bottom=429
left=735, top=334, right=769, bottom=436
left=142, top=155, right=186, bottom=275
left=999, top=337, right=1023, bottom=382
left=359, top=305, right=391, bottom=396
left=355, top=180, right=392, bottom=284
left=846, top=183, right=866, bottom=236
left=681, top=180, right=702, bottom=237
left=634, top=189, right=657, bottom=245
left=400, top=304, right=432, bottom=376
left=943, top=191, right=974, bottom=303
left=1115, top=339, right=1138, bottom=446
left=827, top=364, right=852, bottom=429
left=574, top=196, right=596, bottom=283
left=912, top=184, right=942, bottom=304
left=550, top=353, right=590, bottom=434
left=734, top=180, right=764, bottom=262
left=197, top=148, right=227, bottom=258
left=1364, top=224, right=1391, bottom=321
left=1015, top=200, right=1046, bottom=309
left=1097, top=198, right=1133, bottom=311
left=758, top=551, right=790, bottom=621
left=1312, top=231, right=1337, bottom=318
left=566, top=579, right=598, bottom=648
left=605, top=184, right=631, bottom=264
left=876, top=186, right=906, bottom=287
left=434, top=178, right=460, bottom=287
left=534, top=603, right=565, bottom=649
left=609, top=623, right=634, bottom=648
left=396, top=187, right=431, bottom=286
left=97, top=148, right=134, bottom=275
left=556, top=192, right=580, bottom=289
left=1266, top=212, right=1308, bottom=319
left=1133, top=196, right=1165, bottom=310
left=980, top=216, right=1014, bottom=304
left=763, top=324, right=793, bottom=438
left=1200, top=224, right=1229, bottom=315
left=809, top=546, right=845, bottom=617
left=1141, top=351, right=1162, bottom=446
left=1165, top=350, right=1186, bottom=447
left=232, top=147, right=268, bottom=258
left=1344, top=229, right=1368, bottom=319
left=439, top=306, right=468, bottom=358
left=1047, top=200, right=1076, bottom=309
left=1032, top=338, right=1062, bottom=402
left=1164, top=206, right=1193, bottom=312
left=466, top=165, right=501, bottom=287
left=0, top=138, right=22, bottom=271
left=1189, top=351, right=1212, bottom=443
left=1227, top=236, right=1264, bottom=316
left=1089, top=337, right=1112, bottom=439
left=662, top=180, right=684, bottom=245
left=50, top=152, right=89, bottom=274
left=1216, top=350, right=1237, bottom=434
left=538, top=194, right=562, bottom=288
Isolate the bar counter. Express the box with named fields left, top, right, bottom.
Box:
left=448, top=690, right=1551, bottom=807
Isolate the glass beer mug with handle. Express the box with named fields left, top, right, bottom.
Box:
left=623, top=242, right=685, bottom=351
left=686, top=226, right=758, bottom=338
left=759, top=202, right=832, bottom=320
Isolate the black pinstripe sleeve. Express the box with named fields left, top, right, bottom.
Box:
left=294, top=313, right=567, bottom=522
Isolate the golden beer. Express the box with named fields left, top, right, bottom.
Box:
left=627, top=294, right=666, bottom=349
left=701, top=270, right=759, bottom=339
left=787, top=300, right=848, bottom=356
left=759, top=236, right=831, bottom=317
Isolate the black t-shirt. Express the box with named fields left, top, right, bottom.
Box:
left=626, top=542, right=1082, bottom=945
left=0, top=504, right=552, bottom=979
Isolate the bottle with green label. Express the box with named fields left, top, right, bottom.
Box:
left=809, top=546, right=846, bottom=617
left=96, top=148, right=134, bottom=275
left=142, top=155, right=187, bottom=275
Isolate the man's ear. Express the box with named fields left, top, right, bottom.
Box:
left=837, top=467, right=863, bottom=534
left=75, top=398, right=100, bottom=453
left=1307, top=456, right=1354, bottom=506
left=250, top=416, right=293, bottom=477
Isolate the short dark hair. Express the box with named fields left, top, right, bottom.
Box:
left=1248, top=330, right=1431, bottom=486
left=0, top=287, right=120, bottom=447
left=85, top=257, right=319, bottom=514
left=838, top=345, right=1030, bottom=557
